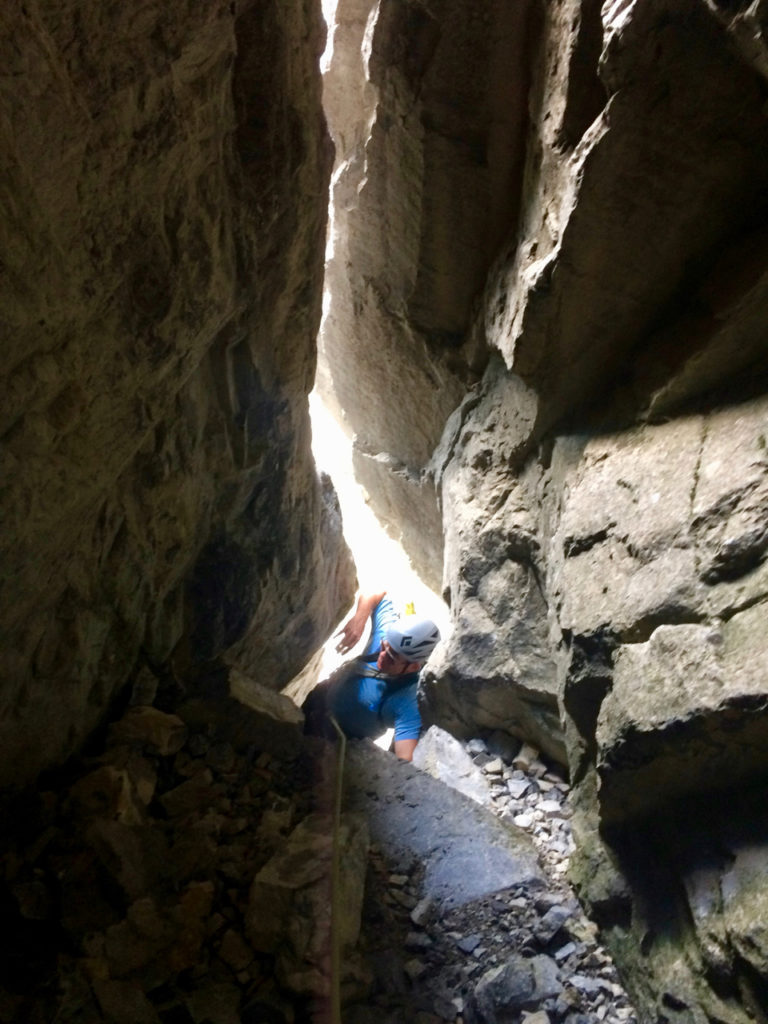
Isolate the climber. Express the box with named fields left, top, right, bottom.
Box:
left=304, top=592, right=441, bottom=761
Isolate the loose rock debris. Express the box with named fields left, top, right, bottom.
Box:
left=345, top=729, right=639, bottom=1024
left=0, top=695, right=638, bottom=1024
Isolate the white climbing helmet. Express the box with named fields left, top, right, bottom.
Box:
left=385, top=616, right=441, bottom=663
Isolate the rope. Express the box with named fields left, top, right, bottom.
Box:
left=328, top=715, right=347, bottom=1024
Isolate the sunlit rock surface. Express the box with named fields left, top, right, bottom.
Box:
left=0, top=0, right=355, bottom=789
left=320, top=0, right=768, bottom=1019
left=318, top=0, right=533, bottom=588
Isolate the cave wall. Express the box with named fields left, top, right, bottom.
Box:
left=0, top=0, right=356, bottom=790
left=318, top=0, right=536, bottom=590
left=320, top=0, right=768, bottom=1019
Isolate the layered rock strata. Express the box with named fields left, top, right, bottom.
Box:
left=320, top=0, right=768, bottom=1020
left=0, top=0, right=355, bottom=788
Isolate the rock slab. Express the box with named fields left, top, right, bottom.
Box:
left=344, top=741, right=543, bottom=910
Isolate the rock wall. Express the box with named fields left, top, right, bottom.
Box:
left=318, top=0, right=535, bottom=589
left=320, top=0, right=768, bottom=1020
left=0, top=0, right=356, bottom=790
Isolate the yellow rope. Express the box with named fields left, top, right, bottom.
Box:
left=328, top=715, right=347, bottom=1024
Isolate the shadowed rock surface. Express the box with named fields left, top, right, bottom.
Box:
left=3, top=0, right=768, bottom=1021
left=0, top=0, right=355, bottom=789
left=0, top=695, right=641, bottom=1024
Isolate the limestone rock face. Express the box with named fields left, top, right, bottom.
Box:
left=321, top=0, right=768, bottom=1019
left=0, top=0, right=355, bottom=788
left=318, top=0, right=535, bottom=588
left=246, top=811, right=369, bottom=998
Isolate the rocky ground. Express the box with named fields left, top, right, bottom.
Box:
left=0, top=678, right=639, bottom=1024
left=346, top=730, right=640, bottom=1024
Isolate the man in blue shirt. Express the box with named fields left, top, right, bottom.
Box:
left=323, top=592, right=441, bottom=761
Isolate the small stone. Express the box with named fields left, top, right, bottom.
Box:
left=513, top=813, right=534, bottom=828
left=218, top=928, right=253, bottom=972
left=522, top=1012, right=551, bottom=1024
left=206, top=742, right=236, bottom=773
left=222, top=816, right=249, bottom=837
left=475, top=955, right=562, bottom=1019
left=108, top=707, right=188, bottom=757
left=482, top=758, right=504, bottom=775
left=129, top=667, right=159, bottom=707
left=535, top=905, right=572, bottom=943
left=186, top=733, right=209, bottom=758
left=392, top=890, right=418, bottom=909
left=466, top=739, right=488, bottom=755
left=160, top=771, right=216, bottom=818
left=411, top=897, right=434, bottom=927
left=433, top=994, right=460, bottom=1021
left=92, top=979, right=160, bottom=1024
left=512, top=743, right=540, bottom=771
left=405, top=958, right=427, bottom=981
left=405, top=931, right=433, bottom=951
left=539, top=800, right=568, bottom=819
left=568, top=974, right=604, bottom=995
left=69, top=766, right=143, bottom=824
left=554, top=942, right=577, bottom=962
left=389, top=873, right=409, bottom=886
left=185, top=981, right=241, bottom=1024
left=456, top=933, right=482, bottom=953
left=206, top=913, right=226, bottom=937
left=12, top=878, right=51, bottom=920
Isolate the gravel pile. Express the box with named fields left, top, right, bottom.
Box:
left=349, top=733, right=639, bottom=1024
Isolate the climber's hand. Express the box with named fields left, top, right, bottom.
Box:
left=334, top=614, right=365, bottom=654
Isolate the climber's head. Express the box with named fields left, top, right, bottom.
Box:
left=376, top=616, right=441, bottom=674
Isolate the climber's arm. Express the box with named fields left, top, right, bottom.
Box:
left=393, top=737, right=418, bottom=761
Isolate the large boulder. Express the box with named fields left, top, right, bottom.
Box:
left=246, top=811, right=369, bottom=998
left=421, top=364, right=563, bottom=763
left=344, top=741, right=543, bottom=911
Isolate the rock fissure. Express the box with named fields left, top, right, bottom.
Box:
left=4, top=0, right=768, bottom=1021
